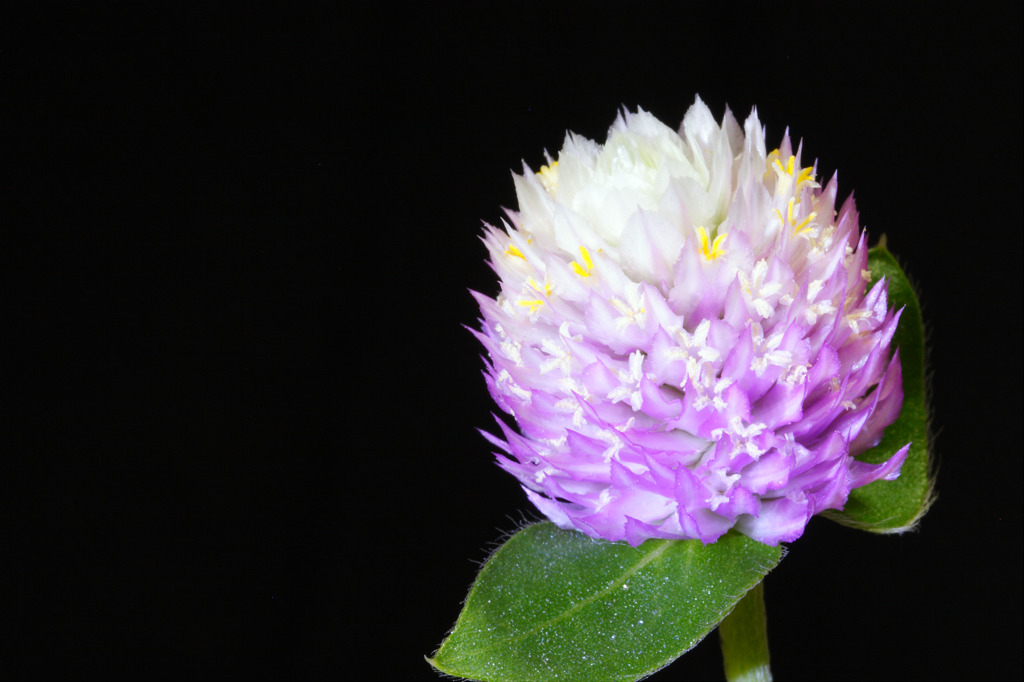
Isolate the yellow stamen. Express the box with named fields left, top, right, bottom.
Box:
left=765, top=149, right=781, bottom=179
left=527, top=277, right=552, bottom=297
left=696, top=226, right=728, bottom=261
left=795, top=165, right=817, bottom=188
left=773, top=155, right=795, bottom=177
left=570, top=245, right=594, bottom=277
left=768, top=150, right=817, bottom=189
left=517, top=299, right=544, bottom=313
left=505, top=243, right=526, bottom=260
left=793, top=211, right=818, bottom=236
left=517, top=277, right=551, bottom=314
left=774, top=198, right=798, bottom=227
left=580, top=245, right=593, bottom=270
left=538, top=161, right=559, bottom=195
left=710, top=233, right=728, bottom=260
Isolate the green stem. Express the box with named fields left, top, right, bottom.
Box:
left=718, top=580, right=772, bottom=682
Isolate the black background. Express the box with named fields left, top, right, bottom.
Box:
left=6, top=4, right=1022, bottom=681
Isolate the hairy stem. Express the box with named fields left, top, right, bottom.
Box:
left=719, top=580, right=771, bottom=682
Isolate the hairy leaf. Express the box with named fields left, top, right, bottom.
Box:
left=429, top=523, right=781, bottom=681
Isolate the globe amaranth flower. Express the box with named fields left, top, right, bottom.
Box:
left=473, top=96, right=909, bottom=546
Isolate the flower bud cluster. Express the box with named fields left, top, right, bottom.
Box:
left=475, top=98, right=907, bottom=545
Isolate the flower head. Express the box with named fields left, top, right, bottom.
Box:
left=474, top=97, right=908, bottom=546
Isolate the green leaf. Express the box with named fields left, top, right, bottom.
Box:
left=823, top=242, right=934, bottom=532
left=428, top=523, right=781, bottom=682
